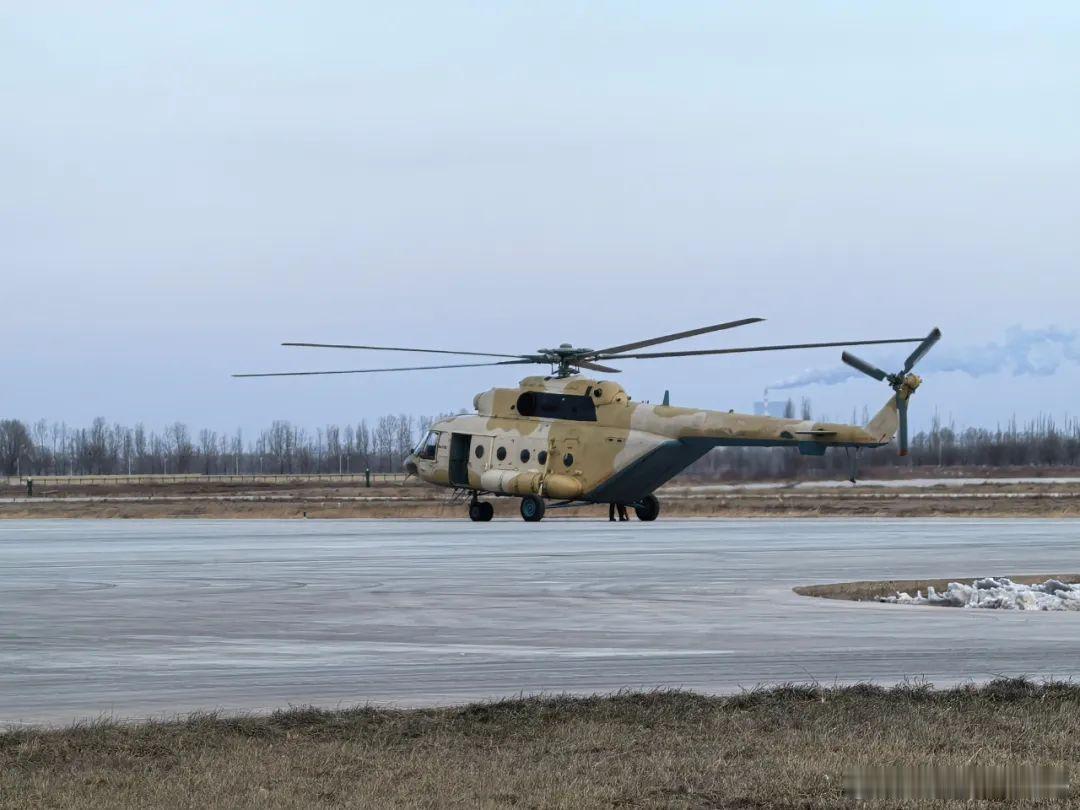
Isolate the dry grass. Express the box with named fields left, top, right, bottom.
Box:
left=6, top=476, right=1080, bottom=519
left=6, top=490, right=1080, bottom=519
left=796, top=574, right=1080, bottom=602
left=8, top=502, right=1080, bottom=519
left=3, top=680, right=1080, bottom=808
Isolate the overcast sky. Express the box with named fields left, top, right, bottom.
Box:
left=3, top=2, right=1078, bottom=434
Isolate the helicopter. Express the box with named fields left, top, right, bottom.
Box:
left=236, top=319, right=941, bottom=522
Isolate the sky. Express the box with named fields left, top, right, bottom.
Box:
left=3, top=2, right=1079, bottom=435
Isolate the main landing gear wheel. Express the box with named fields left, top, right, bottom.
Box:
left=469, top=501, right=494, bottom=522
left=520, top=495, right=546, bottom=522
left=634, top=494, right=660, bottom=522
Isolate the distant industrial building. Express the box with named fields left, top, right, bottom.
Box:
left=753, top=392, right=793, bottom=418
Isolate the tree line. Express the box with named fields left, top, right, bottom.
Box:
left=0, top=415, right=445, bottom=477
left=3, top=410, right=1080, bottom=479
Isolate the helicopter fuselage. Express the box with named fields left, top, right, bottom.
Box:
left=404, top=374, right=906, bottom=508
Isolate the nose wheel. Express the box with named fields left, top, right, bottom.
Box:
left=520, top=495, right=546, bottom=522
left=468, top=500, right=494, bottom=522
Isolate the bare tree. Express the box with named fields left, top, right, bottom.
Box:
left=356, top=420, right=370, bottom=467
left=167, top=422, right=193, bottom=473
left=0, top=420, right=32, bottom=476
left=198, top=429, right=218, bottom=474
left=374, top=416, right=395, bottom=472
left=231, top=429, right=243, bottom=474
left=265, top=420, right=292, bottom=473
left=393, top=414, right=415, bottom=470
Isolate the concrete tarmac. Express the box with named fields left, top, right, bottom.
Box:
left=2, top=519, right=1080, bottom=725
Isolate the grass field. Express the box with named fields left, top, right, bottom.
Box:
left=3, top=679, right=1078, bottom=808
left=5, top=476, right=1080, bottom=519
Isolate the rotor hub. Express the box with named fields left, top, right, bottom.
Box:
left=532, top=344, right=595, bottom=377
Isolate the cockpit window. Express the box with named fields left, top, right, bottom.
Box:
left=416, top=431, right=439, bottom=461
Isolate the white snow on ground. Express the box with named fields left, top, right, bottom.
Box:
left=881, top=578, right=1080, bottom=611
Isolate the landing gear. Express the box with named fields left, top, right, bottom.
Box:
left=634, top=494, right=660, bottom=522
left=519, top=495, right=546, bottom=522
left=468, top=500, right=494, bottom=522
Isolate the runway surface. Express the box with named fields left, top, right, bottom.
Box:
left=2, top=519, right=1080, bottom=725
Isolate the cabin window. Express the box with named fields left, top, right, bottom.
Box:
left=537, top=450, right=548, bottom=465
left=563, top=452, right=574, bottom=467
left=520, top=449, right=530, bottom=463
left=474, top=444, right=484, bottom=459
left=515, top=391, right=597, bottom=422
left=496, top=446, right=507, bottom=461
left=416, top=431, right=439, bottom=461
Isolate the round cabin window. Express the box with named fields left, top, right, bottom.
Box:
left=474, top=444, right=484, bottom=459
left=520, top=449, right=530, bottom=463
left=496, top=446, right=507, bottom=461
left=537, top=450, right=548, bottom=465
left=563, top=453, right=574, bottom=467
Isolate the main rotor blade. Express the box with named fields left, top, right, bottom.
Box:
left=233, top=360, right=533, bottom=378
left=600, top=337, right=923, bottom=361
left=282, top=342, right=525, bottom=359
left=840, top=352, right=889, bottom=381
left=902, top=327, right=942, bottom=373
left=591, top=317, right=764, bottom=356
left=575, top=359, right=622, bottom=374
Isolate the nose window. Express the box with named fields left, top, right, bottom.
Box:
left=417, top=431, right=439, bottom=461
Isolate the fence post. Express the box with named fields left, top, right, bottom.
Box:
left=365, top=468, right=371, bottom=488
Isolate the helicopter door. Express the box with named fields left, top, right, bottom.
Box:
left=553, top=431, right=580, bottom=472
left=448, top=433, right=471, bottom=487
left=467, top=434, right=494, bottom=488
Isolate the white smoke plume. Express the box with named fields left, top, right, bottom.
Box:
left=769, top=326, right=1080, bottom=391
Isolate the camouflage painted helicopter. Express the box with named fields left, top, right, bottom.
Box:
left=236, top=319, right=940, bottom=522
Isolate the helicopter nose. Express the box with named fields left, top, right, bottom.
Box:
left=403, top=456, right=418, bottom=476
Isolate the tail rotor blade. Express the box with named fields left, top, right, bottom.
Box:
left=841, top=352, right=888, bottom=382
left=903, top=327, right=942, bottom=373
left=897, top=395, right=909, bottom=456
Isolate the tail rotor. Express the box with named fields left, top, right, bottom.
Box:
left=842, top=328, right=941, bottom=456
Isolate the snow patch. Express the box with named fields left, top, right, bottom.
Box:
left=881, top=578, right=1080, bottom=611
